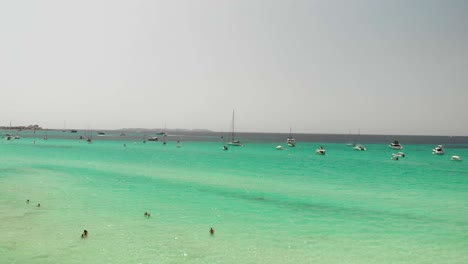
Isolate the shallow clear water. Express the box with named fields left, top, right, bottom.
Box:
left=1, top=138, right=467, bottom=263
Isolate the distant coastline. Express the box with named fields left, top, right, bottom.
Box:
left=3, top=127, right=467, bottom=145
left=0, top=125, right=42, bottom=130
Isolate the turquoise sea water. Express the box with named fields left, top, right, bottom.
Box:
left=1, top=138, right=467, bottom=263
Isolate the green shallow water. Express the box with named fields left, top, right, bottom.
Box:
left=1, top=139, right=467, bottom=263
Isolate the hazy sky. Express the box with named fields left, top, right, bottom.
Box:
left=1, top=0, right=467, bottom=135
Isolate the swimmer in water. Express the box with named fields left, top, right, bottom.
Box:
left=210, top=227, right=215, bottom=235
left=26, top=199, right=30, bottom=203
left=37, top=203, right=41, bottom=207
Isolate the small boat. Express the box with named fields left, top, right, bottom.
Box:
left=316, top=146, right=326, bottom=155
left=71, top=130, right=78, bottom=133
left=176, top=140, right=181, bottom=148
left=353, top=144, right=366, bottom=151
left=120, top=132, right=126, bottom=136
left=451, top=155, right=461, bottom=161
left=147, top=137, right=159, bottom=142
left=4, top=134, right=14, bottom=140
left=276, top=145, right=284, bottom=150
left=97, top=132, right=105, bottom=136
left=389, top=141, right=403, bottom=150
left=392, top=152, right=405, bottom=160
left=228, top=140, right=243, bottom=146
left=432, top=145, right=444, bottom=155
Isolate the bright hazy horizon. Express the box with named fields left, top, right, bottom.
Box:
left=1, top=0, right=467, bottom=136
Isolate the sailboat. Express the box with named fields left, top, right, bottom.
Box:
left=286, top=127, right=296, bottom=147
left=228, top=110, right=243, bottom=146
left=221, top=132, right=228, bottom=151
left=345, top=130, right=354, bottom=146
left=156, top=123, right=167, bottom=136
left=86, top=129, right=92, bottom=143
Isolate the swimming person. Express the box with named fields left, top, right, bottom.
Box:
left=210, top=227, right=215, bottom=235
left=26, top=199, right=29, bottom=203
left=37, top=203, right=40, bottom=207
left=81, top=230, right=88, bottom=238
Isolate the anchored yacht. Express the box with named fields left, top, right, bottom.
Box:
left=389, top=141, right=403, bottom=150
left=432, top=145, right=444, bottom=155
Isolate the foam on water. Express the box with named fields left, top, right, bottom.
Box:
left=1, top=138, right=467, bottom=263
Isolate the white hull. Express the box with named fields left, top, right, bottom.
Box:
left=353, top=145, right=366, bottom=151
left=390, top=145, right=403, bottom=150
left=432, top=145, right=444, bottom=155
left=286, top=137, right=296, bottom=147
left=316, top=149, right=325, bottom=155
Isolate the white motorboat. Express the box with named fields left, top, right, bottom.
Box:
left=353, top=144, right=366, bottom=151
left=389, top=141, right=403, bottom=150
left=276, top=145, right=284, bottom=150
left=451, top=155, right=461, bottom=161
left=392, top=152, right=405, bottom=160
left=5, top=134, right=14, bottom=140
left=147, top=137, right=158, bottom=142
left=432, top=145, right=444, bottom=155
left=316, top=146, right=326, bottom=155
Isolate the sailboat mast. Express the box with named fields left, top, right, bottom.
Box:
left=231, top=110, right=235, bottom=141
